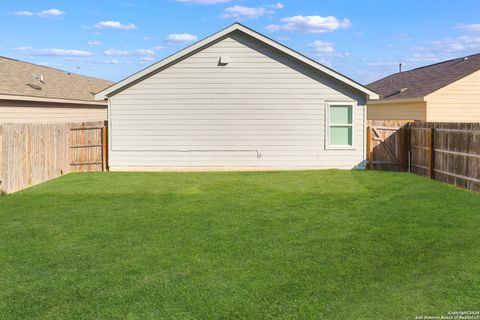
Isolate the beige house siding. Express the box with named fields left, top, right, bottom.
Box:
left=108, top=33, right=368, bottom=170
left=425, top=70, right=480, bottom=122
left=368, top=70, right=480, bottom=122
left=368, top=101, right=426, bottom=121
left=0, top=100, right=107, bottom=123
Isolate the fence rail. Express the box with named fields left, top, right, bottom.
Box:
left=0, top=121, right=107, bottom=194
left=367, top=121, right=480, bottom=193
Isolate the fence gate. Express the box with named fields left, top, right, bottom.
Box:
left=366, top=120, right=409, bottom=171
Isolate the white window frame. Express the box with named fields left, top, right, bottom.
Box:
left=325, top=102, right=356, bottom=150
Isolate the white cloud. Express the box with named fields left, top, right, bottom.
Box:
left=104, top=48, right=156, bottom=56
left=96, top=59, right=121, bottom=65
left=14, top=47, right=92, bottom=57
left=307, top=40, right=335, bottom=55
left=366, top=59, right=400, bottom=67
left=37, top=9, right=65, bottom=17
left=176, top=0, right=230, bottom=4
left=364, top=32, right=480, bottom=80
left=64, top=57, right=85, bottom=62
left=97, top=59, right=120, bottom=64
left=95, top=21, right=137, bottom=30
left=88, top=41, right=102, bottom=46
left=427, top=35, right=480, bottom=53
left=221, top=3, right=283, bottom=20
left=270, top=3, right=284, bottom=9
left=221, top=5, right=271, bottom=20
left=92, top=57, right=155, bottom=66
left=140, top=57, right=156, bottom=64
left=13, top=8, right=65, bottom=17
left=454, top=23, right=480, bottom=32
left=152, top=46, right=163, bottom=51
left=14, top=11, right=34, bottom=16
left=165, top=33, right=198, bottom=43
left=403, top=53, right=441, bottom=64
left=266, top=15, right=351, bottom=33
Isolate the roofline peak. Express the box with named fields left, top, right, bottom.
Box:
left=96, top=23, right=378, bottom=100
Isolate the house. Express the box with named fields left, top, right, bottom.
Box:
left=96, top=23, right=378, bottom=171
left=0, top=56, right=111, bottom=122
left=367, top=53, right=480, bottom=121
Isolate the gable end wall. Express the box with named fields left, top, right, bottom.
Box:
left=108, top=33, right=367, bottom=169
left=426, top=70, right=480, bottom=122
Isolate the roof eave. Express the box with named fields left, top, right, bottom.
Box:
left=0, top=94, right=107, bottom=106
left=368, top=97, right=425, bottom=105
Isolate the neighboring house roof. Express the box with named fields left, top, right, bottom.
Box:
left=367, top=53, right=480, bottom=101
left=0, top=56, right=112, bottom=105
left=96, top=23, right=379, bottom=100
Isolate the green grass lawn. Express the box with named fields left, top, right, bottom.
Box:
left=0, top=171, right=479, bottom=319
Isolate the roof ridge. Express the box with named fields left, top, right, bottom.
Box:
left=400, top=52, right=480, bottom=74
left=0, top=55, right=111, bottom=83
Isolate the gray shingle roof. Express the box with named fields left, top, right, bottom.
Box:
left=367, top=53, right=480, bottom=100
left=0, top=56, right=112, bottom=102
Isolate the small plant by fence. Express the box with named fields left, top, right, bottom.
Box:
left=367, top=121, right=480, bottom=192
left=0, top=121, right=107, bottom=194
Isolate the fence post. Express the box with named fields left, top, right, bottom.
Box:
left=0, top=125, right=3, bottom=194
left=405, top=125, right=411, bottom=172
left=102, top=123, right=108, bottom=172
left=429, top=127, right=435, bottom=179
left=366, top=126, right=373, bottom=170
left=398, top=126, right=406, bottom=171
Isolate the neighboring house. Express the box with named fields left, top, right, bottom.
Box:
left=96, top=23, right=378, bottom=171
left=0, top=56, right=112, bottom=122
left=367, top=53, right=480, bottom=121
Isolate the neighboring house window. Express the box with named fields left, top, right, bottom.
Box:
left=326, top=103, right=354, bottom=149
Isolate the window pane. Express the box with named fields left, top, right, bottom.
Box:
left=330, top=105, right=352, bottom=124
left=330, top=126, right=352, bottom=146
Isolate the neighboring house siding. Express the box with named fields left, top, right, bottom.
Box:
left=426, top=70, right=480, bottom=122
left=0, top=100, right=107, bottom=122
left=109, top=33, right=367, bottom=169
left=368, top=101, right=426, bottom=121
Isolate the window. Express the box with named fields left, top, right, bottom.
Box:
left=327, top=103, right=354, bottom=148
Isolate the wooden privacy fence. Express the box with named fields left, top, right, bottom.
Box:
left=0, top=121, right=107, bottom=194
left=408, top=122, right=480, bottom=192
left=367, top=121, right=480, bottom=192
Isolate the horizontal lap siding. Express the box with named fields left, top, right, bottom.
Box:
left=109, top=33, right=366, bottom=169
left=0, top=100, right=107, bottom=122
left=426, top=70, right=480, bottom=122
left=367, top=101, right=426, bottom=121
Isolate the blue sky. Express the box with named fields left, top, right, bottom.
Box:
left=1, top=0, right=480, bottom=84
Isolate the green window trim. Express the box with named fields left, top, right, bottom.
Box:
left=327, top=104, right=354, bottom=148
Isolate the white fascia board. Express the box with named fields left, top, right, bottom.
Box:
left=0, top=94, right=107, bottom=106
